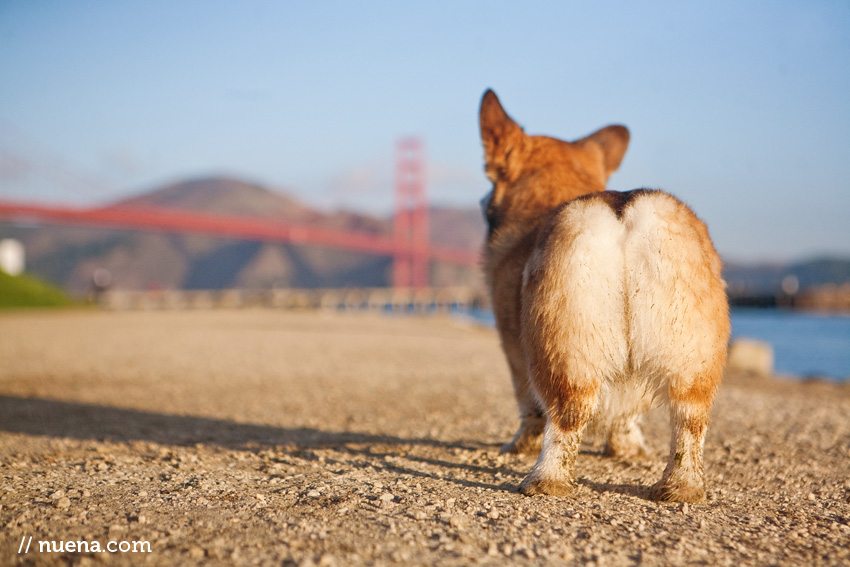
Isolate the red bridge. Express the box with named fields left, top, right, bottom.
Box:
left=0, top=138, right=480, bottom=288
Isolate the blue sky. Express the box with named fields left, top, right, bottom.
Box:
left=0, top=1, right=848, bottom=262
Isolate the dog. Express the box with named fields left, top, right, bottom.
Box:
left=479, top=89, right=730, bottom=502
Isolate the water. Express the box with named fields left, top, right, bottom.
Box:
left=459, top=308, right=850, bottom=381
left=730, top=308, right=850, bottom=380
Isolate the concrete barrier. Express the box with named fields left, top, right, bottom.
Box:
left=728, top=338, right=775, bottom=377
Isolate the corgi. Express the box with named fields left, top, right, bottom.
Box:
left=479, top=90, right=730, bottom=502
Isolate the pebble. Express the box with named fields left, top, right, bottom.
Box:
left=449, top=515, right=465, bottom=528
left=188, top=545, right=205, bottom=559
left=54, top=497, right=71, bottom=510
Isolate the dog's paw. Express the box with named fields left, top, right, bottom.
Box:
left=602, top=441, right=649, bottom=461
left=649, top=479, right=706, bottom=503
left=518, top=473, right=577, bottom=497
left=500, top=421, right=545, bottom=455
left=604, top=422, right=649, bottom=461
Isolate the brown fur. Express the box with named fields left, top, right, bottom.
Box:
left=479, top=90, right=730, bottom=502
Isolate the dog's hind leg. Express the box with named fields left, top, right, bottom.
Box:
left=518, top=379, right=600, bottom=496
left=650, top=384, right=715, bottom=502
left=621, top=193, right=730, bottom=502
left=519, top=200, right=628, bottom=496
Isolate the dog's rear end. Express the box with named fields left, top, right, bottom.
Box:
left=480, top=90, right=729, bottom=502
left=520, top=190, right=729, bottom=501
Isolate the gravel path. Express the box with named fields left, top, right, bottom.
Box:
left=1, top=310, right=849, bottom=566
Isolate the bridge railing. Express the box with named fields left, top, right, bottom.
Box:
left=98, top=287, right=491, bottom=313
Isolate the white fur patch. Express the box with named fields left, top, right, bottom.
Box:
left=523, top=191, right=726, bottom=426
left=622, top=193, right=724, bottom=392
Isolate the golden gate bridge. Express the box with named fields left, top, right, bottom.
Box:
left=0, top=138, right=480, bottom=288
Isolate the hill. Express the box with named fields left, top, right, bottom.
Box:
left=4, top=176, right=845, bottom=298
left=0, top=176, right=484, bottom=294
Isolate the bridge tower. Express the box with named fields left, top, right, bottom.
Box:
left=393, top=138, right=428, bottom=288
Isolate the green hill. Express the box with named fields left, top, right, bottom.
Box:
left=0, top=271, right=74, bottom=308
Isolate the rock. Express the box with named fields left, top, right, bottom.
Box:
left=188, top=545, right=205, bottom=559
left=728, top=338, right=774, bottom=376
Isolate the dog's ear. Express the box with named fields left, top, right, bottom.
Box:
left=579, top=125, right=630, bottom=177
left=479, top=89, right=527, bottom=183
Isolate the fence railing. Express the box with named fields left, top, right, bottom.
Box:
left=98, top=287, right=490, bottom=313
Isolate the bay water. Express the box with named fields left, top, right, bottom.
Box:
left=460, top=308, right=850, bottom=381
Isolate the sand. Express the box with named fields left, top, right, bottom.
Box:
left=1, top=309, right=848, bottom=566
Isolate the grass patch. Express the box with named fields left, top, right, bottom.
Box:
left=0, top=271, right=75, bottom=308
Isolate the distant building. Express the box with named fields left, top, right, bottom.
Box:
left=0, top=238, right=25, bottom=276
